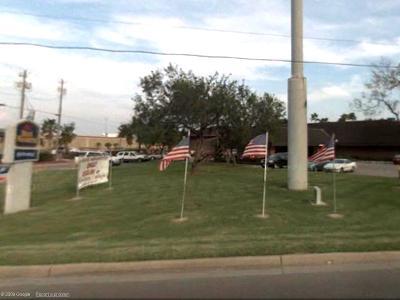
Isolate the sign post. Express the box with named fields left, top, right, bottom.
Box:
left=2, top=120, right=40, bottom=214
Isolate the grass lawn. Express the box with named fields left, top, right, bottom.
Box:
left=0, top=161, right=399, bottom=265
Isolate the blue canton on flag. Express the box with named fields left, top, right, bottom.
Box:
left=242, top=133, right=268, bottom=158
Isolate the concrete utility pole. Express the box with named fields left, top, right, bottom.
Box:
left=16, top=70, right=31, bottom=119
left=288, top=0, right=308, bottom=190
left=56, top=79, right=67, bottom=159
left=57, top=79, right=66, bottom=130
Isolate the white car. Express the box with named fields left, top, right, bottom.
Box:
left=115, top=151, right=147, bottom=163
left=74, top=151, right=121, bottom=166
left=323, top=159, right=357, bottom=173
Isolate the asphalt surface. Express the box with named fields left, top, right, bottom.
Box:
left=1, top=261, right=400, bottom=299
left=354, top=161, right=399, bottom=178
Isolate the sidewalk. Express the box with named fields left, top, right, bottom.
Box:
left=1, top=251, right=400, bottom=279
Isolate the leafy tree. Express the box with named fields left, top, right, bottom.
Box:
left=123, top=65, right=286, bottom=170
left=96, top=142, right=102, bottom=149
left=41, top=118, right=59, bottom=149
left=113, top=143, right=119, bottom=149
left=310, top=113, right=328, bottom=123
left=105, top=142, right=112, bottom=150
left=354, top=59, right=400, bottom=120
left=338, top=112, right=357, bottom=122
left=118, top=123, right=135, bottom=146
left=58, top=122, right=76, bottom=151
left=311, top=113, right=319, bottom=123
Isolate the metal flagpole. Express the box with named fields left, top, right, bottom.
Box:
left=262, top=132, right=269, bottom=217
left=180, top=130, right=190, bottom=220
left=108, top=158, right=113, bottom=190
left=74, top=161, right=81, bottom=200
left=332, top=133, right=337, bottom=214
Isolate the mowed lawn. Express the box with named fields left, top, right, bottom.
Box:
left=0, top=161, right=399, bottom=265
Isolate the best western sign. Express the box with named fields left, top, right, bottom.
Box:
left=3, top=120, right=40, bottom=163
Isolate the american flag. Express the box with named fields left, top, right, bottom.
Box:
left=242, top=133, right=268, bottom=158
left=309, top=135, right=335, bottom=163
left=159, top=136, right=190, bottom=171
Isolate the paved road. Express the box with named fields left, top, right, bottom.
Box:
left=355, top=161, right=399, bottom=178
left=1, top=262, right=400, bottom=299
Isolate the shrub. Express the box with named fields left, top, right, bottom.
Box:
left=39, top=151, right=55, bottom=162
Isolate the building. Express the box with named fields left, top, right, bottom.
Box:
left=309, top=120, right=400, bottom=161
left=68, top=135, right=138, bottom=151
left=270, top=127, right=330, bottom=155
left=0, top=129, right=138, bottom=158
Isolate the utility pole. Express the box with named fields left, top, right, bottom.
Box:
left=56, top=79, right=67, bottom=160
left=288, top=0, right=308, bottom=190
left=16, top=70, right=31, bottom=119
left=57, top=79, right=66, bottom=130
left=105, top=117, right=108, bottom=137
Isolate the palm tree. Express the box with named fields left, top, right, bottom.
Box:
left=41, top=118, right=59, bottom=149
left=59, top=123, right=76, bottom=152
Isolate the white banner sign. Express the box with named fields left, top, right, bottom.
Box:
left=77, top=157, right=110, bottom=190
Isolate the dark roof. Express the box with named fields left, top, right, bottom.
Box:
left=272, top=127, right=330, bottom=147
left=309, top=120, right=400, bottom=147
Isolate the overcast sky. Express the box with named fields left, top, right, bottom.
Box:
left=0, top=0, right=399, bottom=135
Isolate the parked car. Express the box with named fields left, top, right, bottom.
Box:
left=115, top=151, right=148, bottom=163
left=323, top=159, right=357, bottom=173
left=74, top=151, right=121, bottom=166
left=393, top=154, right=400, bottom=165
left=147, top=153, right=163, bottom=160
left=0, top=164, right=9, bottom=182
left=308, top=160, right=331, bottom=172
left=261, top=152, right=288, bottom=168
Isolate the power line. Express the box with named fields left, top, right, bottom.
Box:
left=0, top=9, right=397, bottom=46
left=1, top=103, right=121, bottom=126
left=0, top=41, right=398, bottom=69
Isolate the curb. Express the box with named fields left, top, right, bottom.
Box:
left=0, top=251, right=399, bottom=279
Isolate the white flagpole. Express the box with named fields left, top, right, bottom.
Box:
left=262, top=132, right=269, bottom=217
left=332, top=133, right=337, bottom=214
left=180, top=130, right=190, bottom=220
left=108, top=158, right=113, bottom=190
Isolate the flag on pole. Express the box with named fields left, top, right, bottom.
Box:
left=242, top=133, right=268, bottom=158
left=309, top=135, right=335, bottom=163
left=159, top=136, right=190, bottom=171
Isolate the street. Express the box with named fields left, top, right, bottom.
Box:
left=1, top=261, right=400, bottom=299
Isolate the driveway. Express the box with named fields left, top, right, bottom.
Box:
left=355, top=161, right=399, bottom=178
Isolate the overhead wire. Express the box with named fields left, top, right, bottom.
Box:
left=0, top=9, right=398, bottom=46
left=0, top=41, right=398, bottom=69
left=0, top=103, right=121, bottom=127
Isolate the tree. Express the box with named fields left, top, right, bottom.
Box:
left=354, top=59, right=400, bottom=120
left=96, top=142, right=102, bottom=149
left=338, top=112, right=357, bottom=122
left=310, top=113, right=329, bottom=123
left=58, top=122, right=76, bottom=151
left=113, top=143, right=119, bottom=149
left=123, top=65, right=286, bottom=170
left=105, top=142, right=112, bottom=150
left=41, top=118, right=59, bottom=149
left=118, top=123, right=135, bottom=146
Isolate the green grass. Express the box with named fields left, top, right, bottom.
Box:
left=0, top=161, right=399, bottom=265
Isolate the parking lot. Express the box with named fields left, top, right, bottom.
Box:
left=355, top=161, right=399, bottom=178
